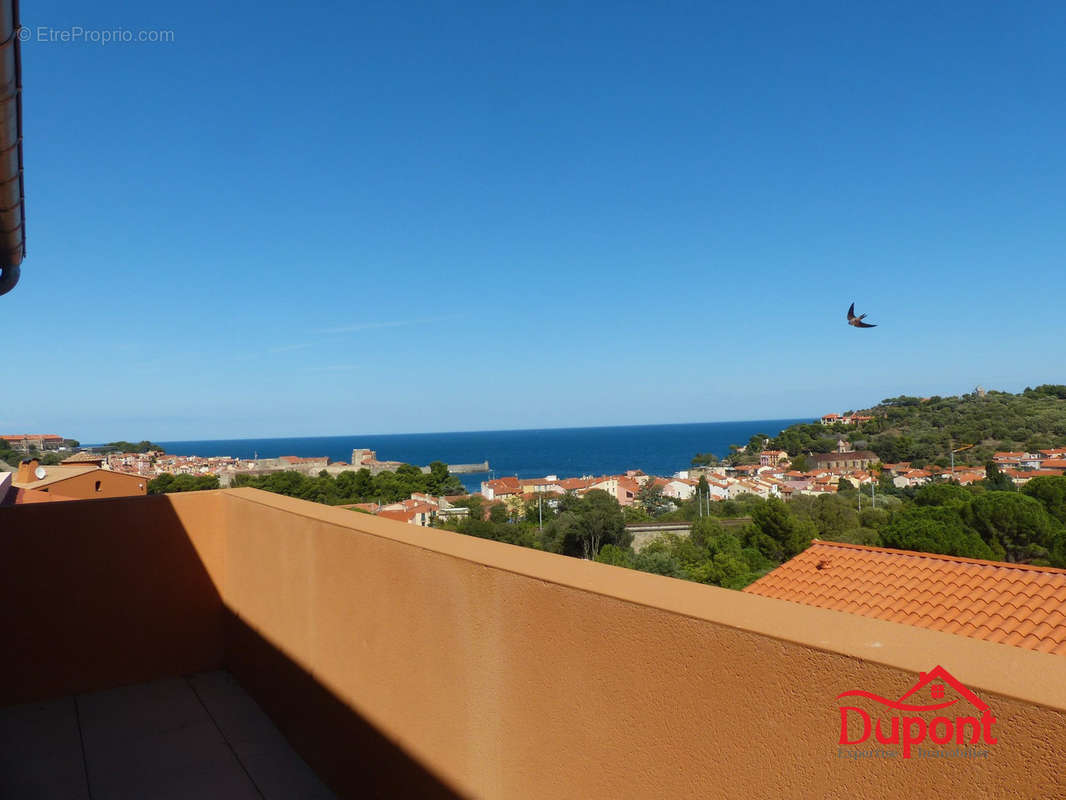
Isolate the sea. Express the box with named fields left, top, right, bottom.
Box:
left=153, top=419, right=809, bottom=493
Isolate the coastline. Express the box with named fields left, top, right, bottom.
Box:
left=143, top=418, right=808, bottom=492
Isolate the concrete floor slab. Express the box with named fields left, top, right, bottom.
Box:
left=0, top=696, right=90, bottom=799
left=188, top=671, right=335, bottom=799
left=77, top=676, right=209, bottom=745
left=0, top=671, right=336, bottom=800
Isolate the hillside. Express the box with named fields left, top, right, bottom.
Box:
left=768, top=385, right=1066, bottom=469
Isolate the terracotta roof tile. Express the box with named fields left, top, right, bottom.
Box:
left=743, top=540, right=1066, bottom=656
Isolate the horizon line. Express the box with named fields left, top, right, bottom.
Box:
left=81, top=415, right=817, bottom=446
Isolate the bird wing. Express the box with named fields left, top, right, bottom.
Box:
left=847, top=302, right=856, bottom=322
left=854, top=321, right=877, bottom=328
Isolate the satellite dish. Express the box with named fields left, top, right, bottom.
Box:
left=34, top=466, right=46, bottom=480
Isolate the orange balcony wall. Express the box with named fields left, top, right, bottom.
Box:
left=2, top=489, right=1066, bottom=798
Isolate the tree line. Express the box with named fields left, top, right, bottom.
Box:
left=226, top=461, right=465, bottom=505
left=148, top=473, right=220, bottom=494
left=439, top=473, right=1066, bottom=590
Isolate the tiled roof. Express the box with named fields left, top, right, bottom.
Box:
left=559, top=478, right=594, bottom=490
left=1005, top=469, right=1063, bottom=479
left=346, top=502, right=379, bottom=512
left=378, top=509, right=416, bottom=522
left=485, top=476, right=521, bottom=492
left=62, top=451, right=105, bottom=464
left=12, top=465, right=99, bottom=489
left=743, top=540, right=1066, bottom=656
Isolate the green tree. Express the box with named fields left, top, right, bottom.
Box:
left=450, top=494, right=485, bottom=521
left=633, top=549, right=685, bottom=578
left=636, top=481, right=671, bottom=516
left=982, top=462, right=1015, bottom=492
left=858, top=507, right=891, bottom=533
left=750, top=498, right=816, bottom=561
left=622, top=505, right=652, bottom=523
left=595, top=543, right=635, bottom=568
left=744, top=434, right=769, bottom=455
left=1021, top=476, right=1066, bottom=526
left=914, top=482, right=973, bottom=508
left=546, top=489, right=629, bottom=559
left=148, top=473, right=220, bottom=494
left=963, top=492, right=1066, bottom=565
left=700, top=527, right=763, bottom=589
left=880, top=507, right=995, bottom=560
left=789, top=494, right=859, bottom=543
left=352, top=468, right=374, bottom=498
left=689, top=515, right=724, bottom=548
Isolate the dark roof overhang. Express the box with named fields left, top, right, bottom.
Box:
left=0, top=0, right=24, bottom=296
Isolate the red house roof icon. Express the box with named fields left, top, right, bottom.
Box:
left=837, top=665, right=989, bottom=712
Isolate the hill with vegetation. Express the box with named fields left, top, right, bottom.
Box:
left=761, top=385, right=1066, bottom=469
left=101, top=440, right=165, bottom=454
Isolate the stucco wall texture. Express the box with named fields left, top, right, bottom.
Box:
left=3, top=488, right=1066, bottom=799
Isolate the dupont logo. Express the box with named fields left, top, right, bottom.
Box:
left=836, top=666, right=997, bottom=760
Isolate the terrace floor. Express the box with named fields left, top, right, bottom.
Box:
left=0, top=670, right=335, bottom=800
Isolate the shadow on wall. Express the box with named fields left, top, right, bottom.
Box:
left=227, top=612, right=461, bottom=799
left=0, top=493, right=461, bottom=800
left=0, top=495, right=225, bottom=702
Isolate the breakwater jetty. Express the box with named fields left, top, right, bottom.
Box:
left=435, top=461, right=490, bottom=474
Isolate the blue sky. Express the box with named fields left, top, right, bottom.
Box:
left=7, top=1, right=1065, bottom=441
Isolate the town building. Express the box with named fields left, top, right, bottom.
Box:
left=661, top=478, right=698, bottom=501
left=351, top=448, right=407, bottom=474
left=481, top=476, right=521, bottom=501
left=818, top=413, right=874, bottom=426
left=807, top=440, right=879, bottom=472
left=61, top=451, right=106, bottom=467
left=892, top=468, right=932, bottom=488
left=758, top=449, right=789, bottom=467
left=9, top=459, right=148, bottom=500
left=1, top=434, right=66, bottom=452
left=587, top=475, right=642, bottom=506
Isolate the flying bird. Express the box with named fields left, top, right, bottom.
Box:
left=847, top=302, right=877, bottom=328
